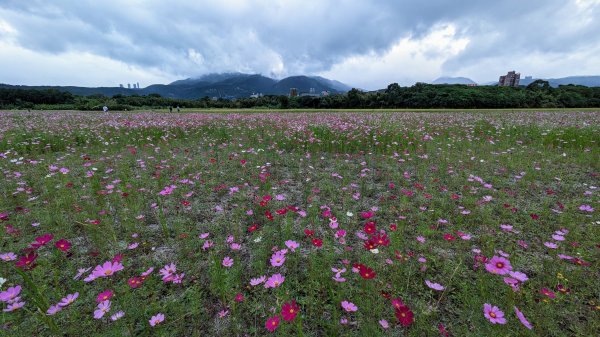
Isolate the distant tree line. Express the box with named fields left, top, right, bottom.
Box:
left=1, top=80, right=599, bottom=110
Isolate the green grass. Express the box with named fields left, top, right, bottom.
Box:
left=0, top=110, right=598, bottom=336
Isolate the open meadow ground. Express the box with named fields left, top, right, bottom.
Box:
left=0, top=110, right=598, bottom=336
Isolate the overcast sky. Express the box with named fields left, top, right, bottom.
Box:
left=1, top=0, right=599, bottom=89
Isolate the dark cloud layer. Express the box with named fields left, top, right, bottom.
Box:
left=1, top=0, right=598, bottom=87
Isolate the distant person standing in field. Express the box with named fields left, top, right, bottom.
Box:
left=169, top=106, right=173, bottom=113
left=176, top=106, right=180, bottom=112
left=103, top=106, right=108, bottom=113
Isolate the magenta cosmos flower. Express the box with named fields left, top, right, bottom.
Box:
left=150, top=313, right=165, bottom=326
left=485, top=256, right=512, bottom=275
left=483, top=303, right=506, bottom=324
left=264, top=274, right=285, bottom=288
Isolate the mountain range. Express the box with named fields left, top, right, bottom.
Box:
left=2, top=74, right=599, bottom=99
left=433, top=76, right=600, bottom=87
left=0, top=73, right=352, bottom=99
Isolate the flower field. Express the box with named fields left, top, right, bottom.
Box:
left=0, top=110, right=598, bottom=336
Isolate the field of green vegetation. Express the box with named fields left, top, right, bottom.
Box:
left=0, top=110, right=598, bottom=336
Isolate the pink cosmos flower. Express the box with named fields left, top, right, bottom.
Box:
left=264, top=274, right=285, bottom=288
left=425, top=280, right=445, bottom=291
left=3, top=301, right=25, bottom=312
left=341, top=301, right=358, bottom=312
left=544, top=242, right=558, bottom=249
left=0, top=285, right=21, bottom=303
left=0, top=252, right=17, bottom=261
left=270, top=252, right=286, bottom=267
left=379, top=319, right=389, bottom=329
left=514, top=306, right=533, bottom=330
left=222, top=256, right=234, bottom=268
left=160, top=263, right=177, bottom=281
left=141, top=267, right=154, bottom=277
left=509, top=271, right=528, bottom=282
left=579, top=204, right=594, bottom=212
left=94, top=300, right=111, bottom=319
left=91, top=261, right=124, bottom=279
left=483, top=303, right=506, bottom=324
left=149, top=313, right=165, bottom=326
left=46, top=305, right=62, bottom=315
left=485, top=256, right=512, bottom=275
left=201, top=239, right=214, bottom=251
left=111, top=311, right=125, bottom=321
left=250, top=275, right=266, bottom=286
left=416, top=236, right=426, bottom=243
left=58, top=292, right=79, bottom=307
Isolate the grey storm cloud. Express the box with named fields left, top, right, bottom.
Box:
left=1, top=0, right=599, bottom=86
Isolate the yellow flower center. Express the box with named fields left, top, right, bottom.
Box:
left=489, top=312, right=496, bottom=318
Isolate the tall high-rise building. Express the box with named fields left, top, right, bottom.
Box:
left=127, top=83, right=131, bottom=89
left=498, top=71, right=520, bottom=87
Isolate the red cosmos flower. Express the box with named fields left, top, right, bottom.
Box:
left=361, top=211, right=374, bottom=219
left=556, top=284, right=571, bottom=294
left=281, top=300, right=300, bottom=321
left=262, top=195, right=272, bottom=202
left=275, top=208, right=288, bottom=215
left=96, top=290, right=114, bottom=302
left=372, top=233, right=390, bottom=246
left=391, top=297, right=404, bottom=310
left=259, top=201, right=268, bottom=207
left=240, top=159, right=247, bottom=166
left=55, top=239, right=72, bottom=252
left=443, top=234, right=456, bottom=241
left=112, top=254, right=124, bottom=263
left=364, top=221, right=376, bottom=235
left=265, top=315, right=280, bottom=332
left=572, top=258, right=590, bottom=266
left=381, top=291, right=391, bottom=300
left=364, top=240, right=377, bottom=250
left=181, top=200, right=190, bottom=207
left=0, top=212, right=8, bottom=221
left=312, top=239, right=323, bottom=247
left=395, top=305, right=414, bottom=327
left=248, top=224, right=259, bottom=233
left=265, top=210, right=274, bottom=221
left=128, top=277, right=143, bottom=288
left=235, top=293, right=244, bottom=302
left=540, top=288, right=556, bottom=299
left=358, top=265, right=376, bottom=279
left=438, top=323, right=450, bottom=337
left=304, top=229, right=315, bottom=236
left=30, top=233, right=54, bottom=249
left=389, top=224, right=397, bottom=231
left=16, top=252, right=38, bottom=270
left=530, top=213, right=539, bottom=220
left=451, top=193, right=461, bottom=199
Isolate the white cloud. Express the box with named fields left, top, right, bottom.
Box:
left=0, top=40, right=174, bottom=87
left=320, top=25, right=469, bottom=89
